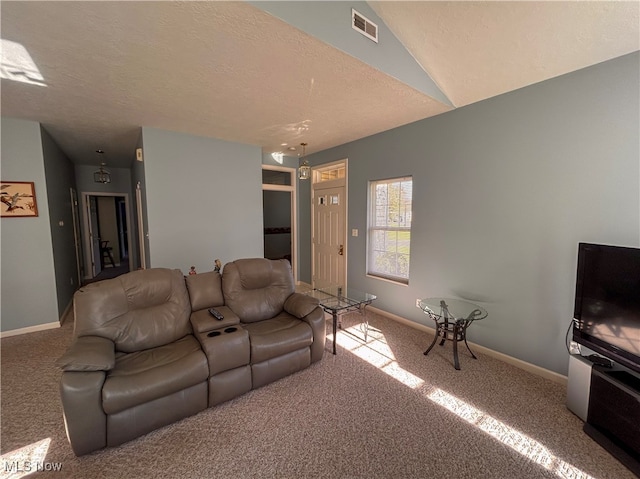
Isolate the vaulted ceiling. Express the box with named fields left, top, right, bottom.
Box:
left=1, top=1, right=638, bottom=168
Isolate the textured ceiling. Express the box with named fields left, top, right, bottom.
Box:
left=369, top=1, right=640, bottom=107
left=1, top=1, right=638, bottom=168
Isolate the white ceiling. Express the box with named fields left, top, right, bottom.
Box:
left=1, top=1, right=638, bottom=168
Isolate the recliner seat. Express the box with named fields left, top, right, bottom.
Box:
left=57, top=258, right=324, bottom=456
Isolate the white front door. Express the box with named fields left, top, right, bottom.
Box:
left=313, top=183, right=346, bottom=289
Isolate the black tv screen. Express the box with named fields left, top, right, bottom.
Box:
left=573, top=243, right=640, bottom=374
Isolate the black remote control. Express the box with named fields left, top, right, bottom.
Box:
left=208, top=308, right=224, bottom=320
left=587, top=354, right=613, bottom=368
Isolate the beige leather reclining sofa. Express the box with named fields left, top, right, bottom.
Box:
left=56, top=258, right=324, bottom=456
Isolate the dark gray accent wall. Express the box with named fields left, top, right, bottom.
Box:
left=298, top=174, right=312, bottom=282
left=41, top=126, right=77, bottom=315
left=301, top=52, right=640, bottom=375
left=131, top=129, right=147, bottom=269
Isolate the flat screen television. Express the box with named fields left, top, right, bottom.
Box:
left=573, top=242, right=640, bottom=374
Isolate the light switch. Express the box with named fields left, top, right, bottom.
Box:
left=352, top=229, right=358, bottom=237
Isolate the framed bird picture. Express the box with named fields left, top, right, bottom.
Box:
left=1, top=181, right=38, bottom=217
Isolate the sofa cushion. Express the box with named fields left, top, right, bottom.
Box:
left=242, top=312, right=313, bottom=363
left=102, top=335, right=208, bottom=415
left=222, top=258, right=295, bottom=323
left=185, top=271, right=224, bottom=311
left=74, top=268, right=192, bottom=353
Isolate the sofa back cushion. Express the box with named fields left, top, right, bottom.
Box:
left=73, top=268, right=192, bottom=352
left=222, top=258, right=294, bottom=323
left=185, top=271, right=224, bottom=310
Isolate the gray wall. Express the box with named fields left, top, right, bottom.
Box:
left=1, top=118, right=59, bottom=332
left=41, top=126, right=78, bottom=315
left=301, top=52, right=640, bottom=375
left=141, top=127, right=264, bottom=273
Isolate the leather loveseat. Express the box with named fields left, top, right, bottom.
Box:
left=56, top=258, right=324, bottom=456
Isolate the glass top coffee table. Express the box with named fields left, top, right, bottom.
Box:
left=418, top=298, right=487, bottom=370
left=305, top=287, right=377, bottom=355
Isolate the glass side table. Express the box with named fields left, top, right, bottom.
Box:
left=418, top=298, right=487, bottom=370
left=304, top=287, right=377, bottom=355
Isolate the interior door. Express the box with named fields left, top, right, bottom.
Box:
left=313, top=185, right=345, bottom=289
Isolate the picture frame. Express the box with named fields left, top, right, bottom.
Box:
left=1, top=181, right=39, bottom=217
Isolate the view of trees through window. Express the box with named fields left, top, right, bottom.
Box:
left=368, top=177, right=412, bottom=283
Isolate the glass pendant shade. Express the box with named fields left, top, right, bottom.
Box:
left=94, top=163, right=111, bottom=184
left=298, top=142, right=310, bottom=180
left=298, top=161, right=311, bottom=180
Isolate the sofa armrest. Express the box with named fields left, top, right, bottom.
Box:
left=286, top=296, right=325, bottom=363
left=284, top=293, right=320, bottom=319
left=56, top=336, right=115, bottom=372
left=60, top=370, right=108, bottom=456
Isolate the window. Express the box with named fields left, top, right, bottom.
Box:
left=367, top=177, right=412, bottom=284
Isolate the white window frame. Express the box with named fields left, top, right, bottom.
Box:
left=367, top=176, right=412, bottom=284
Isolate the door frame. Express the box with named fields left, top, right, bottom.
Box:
left=70, top=188, right=84, bottom=285
left=262, top=165, right=297, bottom=283
left=311, top=158, right=348, bottom=289
left=81, top=192, right=134, bottom=279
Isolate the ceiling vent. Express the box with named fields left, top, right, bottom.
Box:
left=352, top=9, right=378, bottom=43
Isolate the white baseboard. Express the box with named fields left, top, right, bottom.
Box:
left=368, top=306, right=568, bottom=386
left=1, top=321, right=61, bottom=338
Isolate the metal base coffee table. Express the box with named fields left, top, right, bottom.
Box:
left=305, top=287, right=377, bottom=355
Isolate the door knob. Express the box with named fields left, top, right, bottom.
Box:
left=339, top=245, right=344, bottom=255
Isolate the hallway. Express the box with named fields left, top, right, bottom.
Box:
left=83, top=260, right=130, bottom=285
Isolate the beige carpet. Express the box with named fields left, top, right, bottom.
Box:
left=0, top=311, right=634, bottom=479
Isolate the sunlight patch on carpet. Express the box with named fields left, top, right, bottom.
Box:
left=335, top=323, right=425, bottom=389
left=427, top=388, right=595, bottom=479
left=0, top=438, right=57, bottom=478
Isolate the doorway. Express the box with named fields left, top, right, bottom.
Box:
left=82, top=192, right=133, bottom=282
left=262, top=166, right=296, bottom=281
left=311, top=160, right=347, bottom=289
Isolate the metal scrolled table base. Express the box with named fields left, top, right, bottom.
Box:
left=423, top=315, right=478, bottom=370
left=421, top=300, right=485, bottom=370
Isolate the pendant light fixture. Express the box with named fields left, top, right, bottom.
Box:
left=298, top=143, right=310, bottom=180
left=93, top=150, right=111, bottom=184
